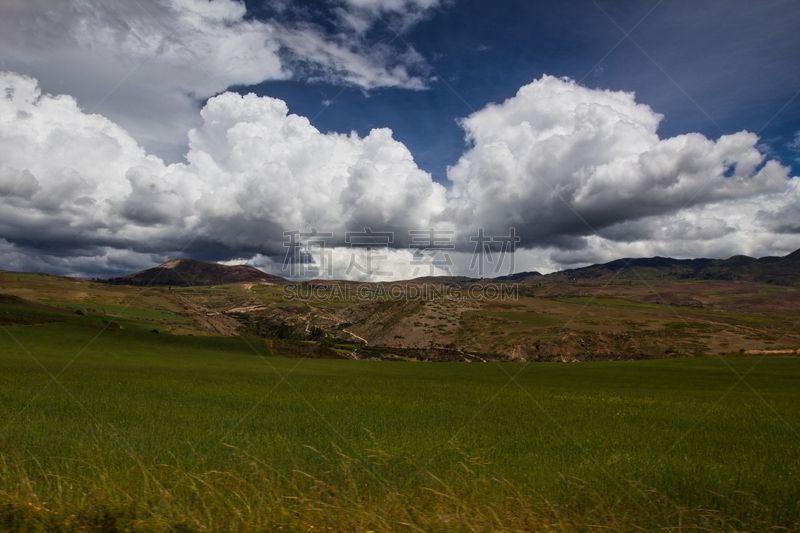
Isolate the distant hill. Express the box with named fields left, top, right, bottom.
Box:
left=104, top=259, right=287, bottom=287
left=493, top=271, right=542, bottom=282
left=101, top=248, right=800, bottom=288
left=406, top=275, right=477, bottom=286
left=510, top=248, right=800, bottom=286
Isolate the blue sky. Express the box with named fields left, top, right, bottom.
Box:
left=243, top=0, right=800, bottom=183
left=1, top=0, right=799, bottom=279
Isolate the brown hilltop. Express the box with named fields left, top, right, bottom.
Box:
left=106, top=258, right=287, bottom=287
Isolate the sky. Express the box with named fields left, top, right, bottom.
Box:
left=1, top=0, right=799, bottom=280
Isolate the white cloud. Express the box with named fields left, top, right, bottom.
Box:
left=181, top=91, right=448, bottom=241
left=0, top=72, right=448, bottom=276
left=0, top=0, right=435, bottom=162
left=550, top=189, right=800, bottom=267
left=274, top=26, right=428, bottom=90
left=444, top=75, right=799, bottom=264
left=1, top=72, right=798, bottom=279
left=335, top=0, right=445, bottom=34
left=238, top=247, right=444, bottom=282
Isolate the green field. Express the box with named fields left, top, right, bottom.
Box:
left=55, top=303, right=190, bottom=323
left=1, top=314, right=799, bottom=532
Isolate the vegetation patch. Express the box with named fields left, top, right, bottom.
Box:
left=478, top=310, right=558, bottom=328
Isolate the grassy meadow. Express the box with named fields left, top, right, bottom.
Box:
left=1, top=307, right=799, bottom=532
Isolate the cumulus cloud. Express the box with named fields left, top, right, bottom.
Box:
left=179, top=90, right=449, bottom=255
left=0, top=71, right=448, bottom=277
left=0, top=0, right=436, bottom=161
left=1, top=72, right=798, bottom=279
left=444, top=75, right=799, bottom=262
left=551, top=193, right=800, bottom=267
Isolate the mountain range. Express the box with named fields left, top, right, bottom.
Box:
left=97, top=248, right=800, bottom=287
left=501, top=248, right=800, bottom=286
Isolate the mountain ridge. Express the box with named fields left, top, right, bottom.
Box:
left=517, top=248, right=800, bottom=286
left=104, top=258, right=287, bottom=287
left=66, top=247, right=800, bottom=287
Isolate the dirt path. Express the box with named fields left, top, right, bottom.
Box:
left=342, top=329, right=369, bottom=345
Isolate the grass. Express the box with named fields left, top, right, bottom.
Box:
left=1, top=315, right=799, bottom=531
left=478, top=310, right=558, bottom=328
left=555, top=296, right=663, bottom=311
left=53, top=303, right=189, bottom=322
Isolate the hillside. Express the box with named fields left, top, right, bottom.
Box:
left=516, top=248, right=800, bottom=286
left=3, top=248, right=800, bottom=362
left=105, top=258, right=287, bottom=287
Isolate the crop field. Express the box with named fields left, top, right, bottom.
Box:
left=1, top=310, right=799, bottom=532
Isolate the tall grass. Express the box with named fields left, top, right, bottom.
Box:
left=3, top=437, right=791, bottom=532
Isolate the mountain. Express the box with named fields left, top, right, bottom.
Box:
left=100, top=248, right=799, bottom=288
left=104, top=259, right=287, bottom=287
left=512, top=248, right=800, bottom=286
left=493, top=271, right=542, bottom=282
